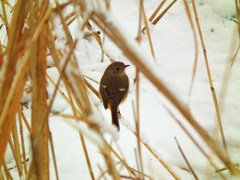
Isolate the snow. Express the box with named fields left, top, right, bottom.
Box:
left=3, top=0, right=240, bottom=179
left=197, top=0, right=236, bottom=18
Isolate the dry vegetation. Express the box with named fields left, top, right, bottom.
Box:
left=0, top=0, right=239, bottom=179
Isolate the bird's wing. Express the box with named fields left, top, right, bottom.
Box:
left=106, top=88, right=127, bottom=108
left=100, top=84, right=128, bottom=109
left=108, top=88, right=126, bottom=99
left=99, top=84, right=108, bottom=109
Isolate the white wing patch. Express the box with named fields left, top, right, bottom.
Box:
left=101, top=84, right=107, bottom=89
left=119, top=88, right=126, bottom=91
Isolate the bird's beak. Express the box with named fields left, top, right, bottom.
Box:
left=125, top=64, right=130, bottom=68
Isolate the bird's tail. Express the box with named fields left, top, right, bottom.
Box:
left=111, top=107, right=120, bottom=131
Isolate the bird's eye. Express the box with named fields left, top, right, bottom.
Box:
left=116, top=67, right=120, bottom=70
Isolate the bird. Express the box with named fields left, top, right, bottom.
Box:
left=99, top=61, right=129, bottom=130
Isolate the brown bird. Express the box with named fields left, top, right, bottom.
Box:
left=99, top=61, right=129, bottom=130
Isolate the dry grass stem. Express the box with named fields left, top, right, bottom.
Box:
left=28, top=1, right=52, bottom=178
left=151, top=0, right=177, bottom=26
left=19, top=109, right=31, bottom=133
left=18, top=110, right=28, bottom=174
left=3, top=160, right=12, bottom=180
left=11, top=121, right=23, bottom=176
left=46, top=74, right=71, bottom=104
left=135, top=3, right=143, bottom=170
left=182, top=0, right=199, bottom=103
left=134, top=148, right=141, bottom=178
left=219, top=1, right=240, bottom=109
left=42, top=40, right=78, bottom=125
left=140, top=0, right=156, bottom=60
left=79, top=12, right=93, bottom=31
left=83, top=77, right=100, bottom=99
left=136, top=0, right=143, bottom=43
left=54, top=0, right=73, bottom=45
left=229, top=44, right=240, bottom=67
left=191, top=0, right=229, bottom=158
left=79, top=133, right=95, bottom=180
left=8, top=138, right=19, bottom=174
left=0, top=0, right=9, bottom=35
left=141, top=0, right=175, bottom=32
left=97, top=164, right=108, bottom=180
left=0, top=168, right=3, bottom=180
left=134, top=70, right=144, bottom=179
left=149, top=0, right=167, bottom=22
left=49, top=131, right=59, bottom=180
left=107, top=145, right=138, bottom=178
left=164, top=105, right=227, bottom=180
left=235, top=0, right=240, bottom=36
left=49, top=35, right=96, bottom=180
left=131, top=130, right=179, bottom=179
left=0, top=0, right=28, bottom=165
left=100, top=145, right=121, bottom=180
left=174, top=137, right=199, bottom=180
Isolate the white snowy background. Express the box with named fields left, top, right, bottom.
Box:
left=1, top=0, right=240, bottom=179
